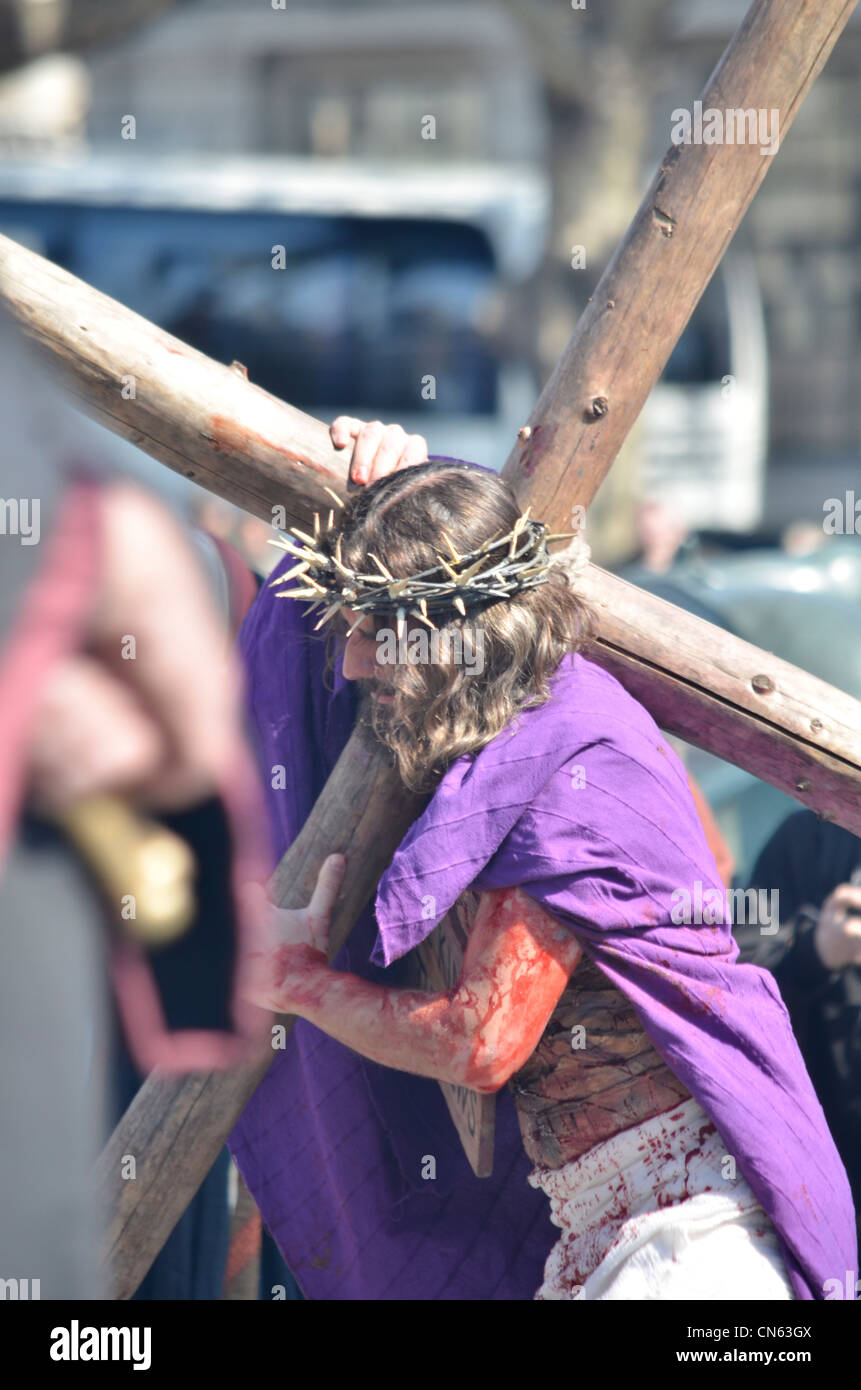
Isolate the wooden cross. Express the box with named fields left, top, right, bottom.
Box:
left=1, top=0, right=858, bottom=1297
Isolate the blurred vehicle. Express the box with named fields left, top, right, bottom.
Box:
left=640, top=252, right=769, bottom=535
left=628, top=540, right=861, bottom=882
left=0, top=154, right=548, bottom=494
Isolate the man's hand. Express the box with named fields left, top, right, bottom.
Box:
left=330, top=417, right=428, bottom=485
left=814, top=884, right=861, bottom=971
left=240, top=854, right=346, bottom=1013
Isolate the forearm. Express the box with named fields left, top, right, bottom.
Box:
left=270, top=948, right=492, bottom=1090
left=249, top=886, right=580, bottom=1092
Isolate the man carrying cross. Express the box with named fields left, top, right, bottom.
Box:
left=231, top=418, right=856, bottom=1301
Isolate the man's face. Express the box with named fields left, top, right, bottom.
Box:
left=341, top=608, right=395, bottom=704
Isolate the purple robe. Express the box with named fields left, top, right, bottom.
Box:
left=230, top=549, right=857, bottom=1301
left=229, top=569, right=555, bottom=1299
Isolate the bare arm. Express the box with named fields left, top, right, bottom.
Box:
left=246, top=881, right=583, bottom=1093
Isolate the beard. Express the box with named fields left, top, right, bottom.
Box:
left=355, top=679, right=396, bottom=741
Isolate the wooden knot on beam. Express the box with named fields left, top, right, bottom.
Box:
left=652, top=207, right=676, bottom=238
left=585, top=396, right=609, bottom=422
left=796, top=779, right=812, bottom=793
left=751, top=673, right=775, bottom=695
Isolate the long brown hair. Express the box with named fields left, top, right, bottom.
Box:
left=323, top=462, right=594, bottom=791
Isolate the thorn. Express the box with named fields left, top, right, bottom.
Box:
left=453, top=596, right=467, bottom=616
left=269, top=561, right=310, bottom=585
left=345, top=612, right=366, bottom=637
left=441, top=532, right=461, bottom=562
left=291, top=526, right=318, bottom=548
left=313, top=512, right=320, bottom=538
left=279, top=586, right=323, bottom=600
left=328, top=509, right=335, bottom=529
left=396, top=607, right=406, bottom=643
left=436, top=554, right=460, bottom=583
left=480, top=530, right=503, bottom=553
left=411, top=608, right=437, bottom=630
left=368, top=552, right=395, bottom=581
left=331, top=535, right=352, bottom=577
left=507, top=508, right=533, bottom=557
left=313, top=600, right=344, bottom=631
left=323, top=486, right=345, bottom=509
left=267, top=536, right=322, bottom=566
left=457, top=553, right=493, bottom=581
left=545, top=532, right=577, bottom=542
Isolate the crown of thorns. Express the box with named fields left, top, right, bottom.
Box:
left=267, top=488, right=575, bottom=635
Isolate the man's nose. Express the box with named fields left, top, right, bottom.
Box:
left=342, top=629, right=379, bottom=681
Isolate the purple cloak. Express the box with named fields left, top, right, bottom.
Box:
left=230, top=549, right=857, bottom=1301
left=228, top=566, right=556, bottom=1299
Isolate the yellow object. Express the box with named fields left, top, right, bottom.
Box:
left=56, top=796, right=196, bottom=946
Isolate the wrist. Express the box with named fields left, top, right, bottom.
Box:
left=243, top=942, right=330, bottom=1015
left=270, top=942, right=331, bottom=1015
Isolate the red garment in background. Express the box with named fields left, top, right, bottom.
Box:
left=686, top=770, right=735, bottom=886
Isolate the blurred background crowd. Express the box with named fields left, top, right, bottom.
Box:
left=0, top=0, right=859, bottom=1299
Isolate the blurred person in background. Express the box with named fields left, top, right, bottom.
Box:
left=0, top=304, right=268, bottom=1298
left=739, top=810, right=861, bottom=1248
left=633, top=497, right=691, bottom=575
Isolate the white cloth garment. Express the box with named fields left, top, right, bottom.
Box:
left=528, top=1096, right=794, bottom=1300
